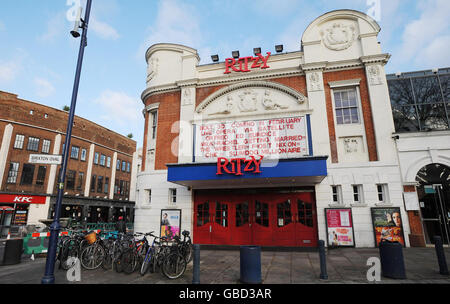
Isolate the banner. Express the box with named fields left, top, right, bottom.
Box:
left=371, top=207, right=405, bottom=247
left=160, top=209, right=181, bottom=241
left=194, top=116, right=309, bottom=162
left=325, top=208, right=355, bottom=247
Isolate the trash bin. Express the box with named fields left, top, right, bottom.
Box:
left=379, top=240, right=406, bottom=279
left=240, top=246, right=262, bottom=284
left=2, top=238, right=24, bottom=266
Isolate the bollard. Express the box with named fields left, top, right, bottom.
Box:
left=192, top=244, right=200, bottom=284
left=240, top=246, right=262, bottom=284
left=318, top=240, right=328, bottom=280
left=433, top=236, right=449, bottom=275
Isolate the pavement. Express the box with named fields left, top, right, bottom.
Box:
left=0, top=247, right=449, bottom=284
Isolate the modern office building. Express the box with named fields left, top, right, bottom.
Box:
left=134, top=9, right=413, bottom=248
left=0, top=91, right=138, bottom=236
left=387, top=68, right=450, bottom=246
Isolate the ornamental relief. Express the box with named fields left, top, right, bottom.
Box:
left=204, top=88, right=307, bottom=117
left=367, top=65, right=383, bottom=86
left=320, top=22, right=357, bottom=51
left=146, top=57, right=159, bottom=84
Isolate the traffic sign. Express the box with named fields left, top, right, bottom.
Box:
left=29, top=154, right=62, bottom=165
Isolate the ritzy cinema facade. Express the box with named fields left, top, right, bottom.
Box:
left=135, top=10, right=411, bottom=248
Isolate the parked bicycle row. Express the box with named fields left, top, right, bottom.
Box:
left=56, top=229, right=193, bottom=280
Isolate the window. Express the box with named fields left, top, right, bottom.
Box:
left=104, top=177, right=109, bottom=194
left=127, top=162, right=131, bottom=173
left=100, top=154, right=106, bottom=167
left=332, top=185, right=343, bottom=204
left=14, top=135, right=25, bottom=149
left=36, top=166, right=47, bottom=186
left=169, top=188, right=177, bottom=205
left=42, top=140, right=51, bottom=154
left=71, top=146, right=80, bottom=159
left=94, top=152, right=99, bottom=165
left=80, top=149, right=87, bottom=161
left=91, top=175, right=97, bottom=192
left=106, top=157, right=111, bottom=168
left=148, top=189, right=152, bottom=204
left=334, top=88, right=360, bottom=125
left=7, top=162, right=20, bottom=184
left=377, top=184, right=389, bottom=203
left=119, top=180, right=124, bottom=195
left=66, top=170, right=76, bottom=190
left=27, top=137, right=40, bottom=152
left=115, top=179, right=119, bottom=194
left=20, top=164, right=35, bottom=185
left=97, top=176, right=103, bottom=193
left=77, top=172, right=84, bottom=190
left=122, top=161, right=126, bottom=172
left=116, top=160, right=120, bottom=170
left=151, top=111, right=158, bottom=139
left=352, top=185, right=364, bottom=204
left=277, top=200, right=292, bottom=227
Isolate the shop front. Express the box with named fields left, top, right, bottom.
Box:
left=0, top=194, right=47, bottom=237
left=168, top=156, right=327, bottom=247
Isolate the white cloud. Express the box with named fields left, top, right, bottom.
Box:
left=38, top=12, right=66, bottom=42
left=397, top=0, right=450, bottom=67
left=137, top=0, right=203, bottom=60
left=94, top=90, right=141, bottom=126
left=0, top=60, right=21, bottom=84
left=34, top=78, right=56, bottom=98
left=90, top=18, right=120, bottom=40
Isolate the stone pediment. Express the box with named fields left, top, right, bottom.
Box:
left=196, top=81, right=308, bottom=117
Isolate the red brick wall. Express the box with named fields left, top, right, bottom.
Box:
left=144, top=91, right=181, bottom=170
left=323, top=68, right=378, bottom=163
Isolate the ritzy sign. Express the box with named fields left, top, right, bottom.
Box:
left=217, top=156, right=264, bottom=176
left=224, top=52, right=271, bottom=74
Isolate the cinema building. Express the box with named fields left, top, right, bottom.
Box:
left=135, top=10, right=411, bottom=248
left=0, top=91, right=138, bottom=236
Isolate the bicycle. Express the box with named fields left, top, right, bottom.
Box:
left=161, top=235, right=187, bottom=279
left=79, top=231, right=106, bottom=270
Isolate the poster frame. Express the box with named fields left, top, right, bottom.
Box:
left=160, top=209, right=182, bottom=241
left=324, top=208, right=356, bottom=248
left=370, top=207, right=406, bottom=248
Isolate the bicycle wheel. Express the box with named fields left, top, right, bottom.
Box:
left=162, top=252, right=187, bottom=280
left=140, top=252, right=151, bottom=276
left=80, top=244, right=105, bottom=270
left=181, top=243, right=193, bottom=263
left=121, top=249, right=136, bottom=274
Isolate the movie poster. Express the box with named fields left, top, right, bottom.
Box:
left=371, top=207, right=405, bottom=247
left=160, top=209, right=181, bottom=241
left=325, top=209, right=355, bottom=247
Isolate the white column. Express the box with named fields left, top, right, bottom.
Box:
left=178, top=86, right=196, bottom=163
left=129, top=151, right=138, bottom=201
left=84, top=144, right=95, bottom=197
left=27, top=133, right=62, bottom=225
left=0, top=124, right=13, bottom=186
left=109, top=152, right=118, bottom=199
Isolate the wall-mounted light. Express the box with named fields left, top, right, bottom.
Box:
left=232, top=51, right=240, bottom=59
left=275, top=45, right=284, bottom=53
left=211, top=54, right=219, bottom=62
left=253, top=48, right=261, bottom=56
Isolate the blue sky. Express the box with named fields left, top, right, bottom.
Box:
left=0, top=0, right=449, bottom=148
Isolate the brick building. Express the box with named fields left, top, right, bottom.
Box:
left=0, top=91, right=138, bottom=236
left=134, top=10, right=411, bottom=248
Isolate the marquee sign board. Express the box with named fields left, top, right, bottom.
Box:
left=194, top=116, right=309, bottom=163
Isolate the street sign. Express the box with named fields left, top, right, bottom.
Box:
left=29, top=154, right=62, bottom=165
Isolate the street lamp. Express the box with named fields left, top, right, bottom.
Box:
left=41, top=0, right=93, bottom=284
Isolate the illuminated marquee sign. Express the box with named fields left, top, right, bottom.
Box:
left=216, top=156, right=264, bottom=176
left=224, top=52, right=271, bottom=74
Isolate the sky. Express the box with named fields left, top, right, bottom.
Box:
left=0, top=0, right=449, bottom=148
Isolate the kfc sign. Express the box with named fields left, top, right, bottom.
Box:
left=217, top=156, right=264, bottom=176
left=0, top=194, right=46, bottom=204
left=224, top=52, right=271, bottom=74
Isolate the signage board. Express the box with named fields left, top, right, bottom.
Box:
left=0, top=194, right=47, bottom=205
left=29, top=154, right=62, bottom=165
left=194, top=116, right=309, bottom=163
left=160, top=209, right=181, bottom=241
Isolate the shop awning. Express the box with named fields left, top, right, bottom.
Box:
left=167, top=156, right=328, bottom=189
left=0, top=206, right=15, bottom=211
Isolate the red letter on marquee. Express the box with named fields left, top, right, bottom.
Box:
left=239, top=57, right=253, bottom=72
left=257, top=52, right=271, bottom=69
left=217, top=158, right=232, bottom=175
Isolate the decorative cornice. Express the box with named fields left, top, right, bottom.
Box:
left=301, top=62, right=328, bottom=72
left=196, top=80, right=308, bottom=114
left=360, top=54, right=391, bottom=65
left=328, top=78, right=361, bottom=88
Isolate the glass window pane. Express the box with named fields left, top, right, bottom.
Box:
left=388, top=78, right=415, bottom=106
left=417, top=103, right=449, bottom=131
left=334, top=92, right=342, bottom=108
left=392, top=105, right=420, bottom=132
left=413, top=75, right=443, bottom=104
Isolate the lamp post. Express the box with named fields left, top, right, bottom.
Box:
left=41, top=0, right=93, bottom=284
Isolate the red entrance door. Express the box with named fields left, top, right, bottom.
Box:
left=211, top=201, right=231, bottom=245
left=294, top=192, right=318, bottom=247
left=194, top=198, right=212, bottom=244
left=273, top=194, right=296, bottom=246
left=232, top=195, right=252, bottom=245
left=252, top=198, right=273, bottom=246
